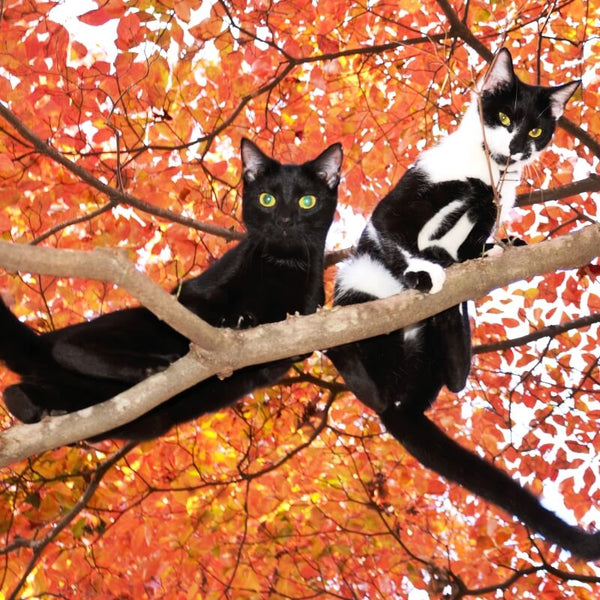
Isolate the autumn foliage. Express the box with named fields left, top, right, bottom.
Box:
left=0, top=0, right=599, bottom=598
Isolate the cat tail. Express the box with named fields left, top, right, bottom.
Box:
left=0, top=297, right=51, bottom=376
left=380, top=406, right=600, bottom=560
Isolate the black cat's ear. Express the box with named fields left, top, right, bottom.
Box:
left=241, top=138, right=273, bottom=182
left=481, top=48, right=515, bottom=93
left=548, top=80, right=580, bottom=118
left=310, top=143, right=343, bottom=189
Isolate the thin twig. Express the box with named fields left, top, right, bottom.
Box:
left=0, top=103, right=244, bottom=242
left=474, top=313, right=600, bottom=354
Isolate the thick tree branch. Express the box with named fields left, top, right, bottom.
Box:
left=0, top=225, right=598, bottom=464
left=0, top=241, right=223, bottom=350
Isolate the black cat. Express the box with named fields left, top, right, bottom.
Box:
left=0, top=139, right=342, bottom=441
left=331, top=49, right=600, bottom=559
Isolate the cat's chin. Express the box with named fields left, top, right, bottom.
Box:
left=490, top=152, right=519, bottom=166
left=262, top=244, right=308, bottom=269
left=491, top=151, right=538, bottom=171
left=264, top=252, right=310, bottom=269
left=259, top=236, right=311, bottom=268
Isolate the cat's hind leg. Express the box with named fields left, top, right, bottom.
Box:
left=50, top=307, right=188, bottom=383
left=429, top=302, right=471, bottom=393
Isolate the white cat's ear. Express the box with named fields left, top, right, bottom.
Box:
left=311, top=143, right=343, bottom=189
left=549, top=80, right=580, bottom=118
left=480, top=48, right=515, bottom=92
left=241, top=138, right=272, bottom=182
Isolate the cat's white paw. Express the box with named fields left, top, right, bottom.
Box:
left=404, top=258, right=446, bottom=294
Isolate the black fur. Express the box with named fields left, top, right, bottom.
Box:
left=1, top=139, right=342, bottom=441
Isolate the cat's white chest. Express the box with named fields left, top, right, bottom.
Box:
left=417, top=105, right=522, bottom=224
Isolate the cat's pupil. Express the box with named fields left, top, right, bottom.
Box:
left=259, top=192, right=276, bottom=208
left=299, top=195, right=317, bottom=210
left=498, top=111, right=511, bottom=127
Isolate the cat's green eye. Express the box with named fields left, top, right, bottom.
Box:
left=298, top=194, right=317, bottom=210
left=528, top=127, right=543, bottom=138
left=498, top=111, right=511, bottom=127
left=259, top=192, right=276, bottom=208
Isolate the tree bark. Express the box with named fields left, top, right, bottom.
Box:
left=0, top=224, right=598, bottom=465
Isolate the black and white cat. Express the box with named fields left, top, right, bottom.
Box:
left=0, top=139, right=342, bottom=441
left=330, top=49, right=600, bottom=559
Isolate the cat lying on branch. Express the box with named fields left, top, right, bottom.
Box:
left=0, top=139, right=342, bottom=441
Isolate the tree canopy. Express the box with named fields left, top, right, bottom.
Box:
left=1, top=0, right=599, bottom=598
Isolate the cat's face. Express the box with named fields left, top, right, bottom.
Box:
left=479, top=48, right=579, bottom=169
left=240, top=139, right=342, bottom=260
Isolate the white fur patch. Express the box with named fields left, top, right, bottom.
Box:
left=418, top=200, right=464, bottom=243
left=417, top=200, right=477, bottom=261
left=416, top=100, right=524, bottom=224
left=484, top=125, right=513, bottom=162
left=365, top=220, right=382, bottom=249
left=336, top=254, right=404, bottom=300
left=417, top=103, right=499, bottom=186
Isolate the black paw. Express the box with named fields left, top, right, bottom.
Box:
left=4, top=385, right=48, bottom=423
left=404, top=270, right=433, bottom=293
left=218, top=312, right=258, bottom=329
left=483, top=236, right=527, bottom=256
left=236, top=313, right=258, bottom=329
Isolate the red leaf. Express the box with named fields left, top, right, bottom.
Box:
left=116, top=13, right=142, bottom=50
left=78, top=6, right=122, bottom=26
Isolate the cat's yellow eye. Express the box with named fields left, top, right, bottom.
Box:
left=528, top=127, right=543, bottom=138
left=498, top=111, right=511, bottom=127
left=298, top=194, right=317, bottom=210
left=259, top=192, right=276, bottom=208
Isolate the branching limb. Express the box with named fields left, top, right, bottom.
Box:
left=0, top=240, right=222, bottom=348
left=0, top=103, right=244, bottom=242
left=5, top=442, right=136, bottom=600
left=0, top=224, right=598, bottom=463
left=474, top=313, right=600, bottom=354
